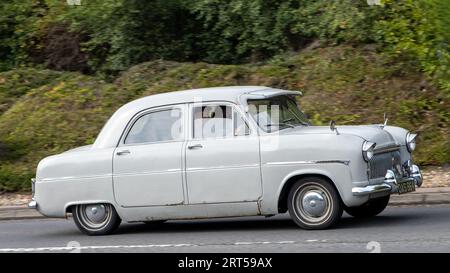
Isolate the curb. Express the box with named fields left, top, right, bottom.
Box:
left=389, top=192, right=450, bottom=206
left=1, top=190, right=450, bottom=221
left=0, top=206, right=45, bottom=221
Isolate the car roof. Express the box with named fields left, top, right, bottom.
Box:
left=93, top=86, right=300, bottom=148
left=121, top=86, right=302, bottom=110
left=124, top=86, right=269, bottom=107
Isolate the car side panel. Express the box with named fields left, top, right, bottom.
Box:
left=34, top=148, right=116, bottom=218
left=117, top=202, right=260, bottom=222
left=258, top=134, right=370, bottom=214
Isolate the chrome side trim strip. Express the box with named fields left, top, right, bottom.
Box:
left=40, top=174, right=112, bottom=182
left=265, top=160, right=350, bottom=166
left=114, top=169, right=182, bottom=177
left=186, top=164, right=259, bottom=172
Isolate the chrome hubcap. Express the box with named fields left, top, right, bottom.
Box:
left=302, top=191, right=327, bottom=217
left=78, top=204, right=111, bottom=229
left=85, top=204, right=107, bottom=223
left=294, top=183, right=333, bottom=224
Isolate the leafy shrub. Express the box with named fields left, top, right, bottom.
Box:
left=0, top=1, right=448, bottom=191
left=0, top=0, right=447, bottom=93
left=0, top=68, right=63, bottom=114
left=33, top=24, right=90, bottom=73
left=373, top=0, right=449, bottom=92
left=1, top=45, right=448, bottom=191
left=0, top=164, right=33, bottom=192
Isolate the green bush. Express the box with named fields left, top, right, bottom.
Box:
left=0, top=68, right=63, bottom=114
left=0, top=1, right=447, bottom=92
left=0, top=164, right=33, bottom=192
left=1, top=45, right=448, bottom=191
left=373, top=0, right=449, bottom=93
left=0, top=1, right=448, bottom=191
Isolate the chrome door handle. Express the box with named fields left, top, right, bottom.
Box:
left=116, top=150, right=130, bottom=156
left=188, top=144, right=203, bottom=150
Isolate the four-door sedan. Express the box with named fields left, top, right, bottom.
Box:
left=29, top=86, right=422, bottom=235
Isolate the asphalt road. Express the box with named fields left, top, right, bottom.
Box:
left=0, top=204, right=450, bottom=253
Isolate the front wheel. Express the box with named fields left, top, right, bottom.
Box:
left=287, top=177, right=343, bottom=230
left=344, top=195, right=390, bottom=218
left=73, top=203, right=121, bottom=235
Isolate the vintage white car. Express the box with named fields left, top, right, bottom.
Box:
left=29, top=86, right=422, bottom=235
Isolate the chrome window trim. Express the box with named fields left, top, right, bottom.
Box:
left=189, top=101, right=254, bottom=140
left=119, top=104, right=186, bottom=146
left=265, top=160, right=350, bottom=166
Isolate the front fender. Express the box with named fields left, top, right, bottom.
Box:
left=275, top=167, right=346, bottom=204
left=259, top=162, right=369, bottom=214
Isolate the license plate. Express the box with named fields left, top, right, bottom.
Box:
left=397, top=180, right=416, bottom=194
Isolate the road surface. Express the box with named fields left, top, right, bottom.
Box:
left=0, top=204, right=449, bottom=253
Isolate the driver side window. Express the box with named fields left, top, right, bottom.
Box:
left=193, top=104, right=250, bottom=139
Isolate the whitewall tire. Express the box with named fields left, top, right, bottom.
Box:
left=288, top=177, right=343, bottom=230
left=72, top=203, right=121, bottom=235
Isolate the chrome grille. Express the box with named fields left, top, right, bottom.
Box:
left=369, top=151, right=401, bottom=179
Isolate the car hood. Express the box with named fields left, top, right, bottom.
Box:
left=282, top=125, right=398, bottom=149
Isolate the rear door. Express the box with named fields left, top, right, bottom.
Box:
left=113, top=105, right=186, bottom=207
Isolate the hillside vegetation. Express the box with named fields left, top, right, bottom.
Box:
left=0, top=1, right=448, bottom=191
left=0, top=45, right=448, bottom=191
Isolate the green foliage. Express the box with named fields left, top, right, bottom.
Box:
left=0, top=1, right=448, bottom=191
left=0, top=45, right=448, bottom=191
left=373, top=0, right=450, bottom=92
left=0, top=164, right=33, bottom=192
left=0, top=0, right=42, bottom=70
left=0, top=68, right=63, bottom=114
left=189, top=0, right=300, bottom=63
left=292, top=0, right=378, bottom=43
left=0, top=0, right=447, bottom=91
left=56, top=0, right=199, bottom=73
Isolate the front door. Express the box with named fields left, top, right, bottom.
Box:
left=113, top=105, right=186, bottom=207
left=185, top=103, right=262, bottom=204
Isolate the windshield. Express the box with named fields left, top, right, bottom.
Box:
left=247, top=95, right=310, bottom=132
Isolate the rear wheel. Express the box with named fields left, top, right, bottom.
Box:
left=345, top=195, right=390, bottom=218
left=287, top=177, right=343, bottom=230
left=72, top=203, right=121, bottom=235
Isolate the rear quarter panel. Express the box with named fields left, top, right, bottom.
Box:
left=34, top=148, right=116, bottom=217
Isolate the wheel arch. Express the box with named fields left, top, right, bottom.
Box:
left=64, top=200, right=120, bottom=216
left=276, top=171, right=343, bottom=214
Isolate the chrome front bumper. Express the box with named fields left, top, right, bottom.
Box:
left=28, top=178, right=37, bottom=209
left=352, top=164, right=422, bottom=196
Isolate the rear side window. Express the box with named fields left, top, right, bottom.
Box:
left=125, top=108, right=182, bottom=144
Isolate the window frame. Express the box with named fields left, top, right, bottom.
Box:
left=119, top=104, right=186, bottom=147
left=245, top=94, right=310, bottom=133
left=189, top=101, right=252, bottom=140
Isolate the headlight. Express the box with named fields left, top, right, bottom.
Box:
left=362, top=141, right=376, bottom=162
left=406, top=132, right=417, bottom=152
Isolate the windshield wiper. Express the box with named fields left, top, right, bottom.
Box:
left=264, top=123, right=295, bottom=129
left=282, top=118, right=309, bottom=126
